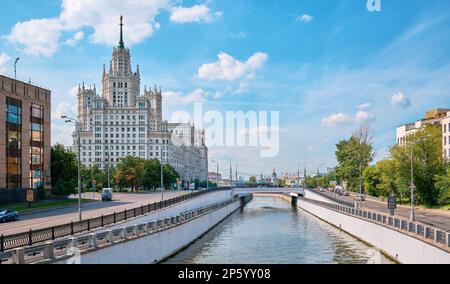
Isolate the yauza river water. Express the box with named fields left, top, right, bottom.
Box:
left=164, top=196, right=394, bottom=264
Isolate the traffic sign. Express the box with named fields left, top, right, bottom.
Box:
left=27, top=189, right=34, bottom=202
left=388, top=193, right=397, bottom=210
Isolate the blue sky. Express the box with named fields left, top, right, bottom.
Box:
left=1, top=0, right=450, bottom=178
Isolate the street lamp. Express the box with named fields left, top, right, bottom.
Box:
left=316, top=163, right=325, bottom=190
left=409, top=136, right=429, bottom=222
left=62, top=115, right=82, bottom=221
left=160, top=141, right=164, bottom=201
left=14, top=57, right=20, bottom=80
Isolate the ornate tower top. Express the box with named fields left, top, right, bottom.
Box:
left=119, top=15, right=125, bottom=50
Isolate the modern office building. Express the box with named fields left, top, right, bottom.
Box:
left=73, top=17, right=208, bottom=183
left=396, top=108, right=450, bottom=159
left=0, top=75, right=51, bottom=203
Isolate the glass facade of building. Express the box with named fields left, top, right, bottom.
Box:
left=6, top=97, right=22, bottom=189
left=30, top=103, right=44, bottom=188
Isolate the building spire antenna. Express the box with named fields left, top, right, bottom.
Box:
left=119, top=15, right=125, bottom=49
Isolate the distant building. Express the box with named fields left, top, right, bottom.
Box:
left=73, top=17, right=207, bottom=183
left=208, top=172, right=222, bottom=184
left=443, top=112, right=450, bottom=159
left=396, top=108, right=450, bottom=159
left=0, top=75, right=51, bottom=203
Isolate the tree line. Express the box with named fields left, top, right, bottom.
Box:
left=50, top=144, right=202, bottom=197
left=328, top=124, right=449, bottom=207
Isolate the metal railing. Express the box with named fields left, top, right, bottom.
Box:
left=301, top=197, right=450, bottom=251
left=307, top=188, right=356, bottom=208
left=0, top=188, right=228, bottom=254
left=0, top=195, right=247, bottom=265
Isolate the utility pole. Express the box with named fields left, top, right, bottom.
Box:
left=14, top=57, right=20, bottom=80
left=410, top=146, right=415, bottom=221
left=62, top=116, right=82, bottom=221
left=229, top=163, right=233, bottom=188
left=160, top=143, right=164, bottom=201
left=235, top=163, right=238, bottom=187
left=304, top=164, right=307, bottom=189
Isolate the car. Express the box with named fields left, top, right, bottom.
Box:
left=342, top=191, right=350, bottom=197
left=0, top=209, right=19, bottom=223
left=101, top=188, right=113, bottom=202
left=356, top=193, right=366, bottom=201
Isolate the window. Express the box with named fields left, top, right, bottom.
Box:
left=6, top=97, right=23, bottom=188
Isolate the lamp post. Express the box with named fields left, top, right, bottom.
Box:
left=410, top=146, right=415, bottom=221
left=408, top=136, right=429, bottom=222
left=316, top=163, right=324, bottom=190
left=160, top=141, right=164, bottom=201
left=14, top=57, right=20, bottom=80
left=62, top=116, right=82, bottom=221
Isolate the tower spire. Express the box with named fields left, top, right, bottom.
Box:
left=119, top=15, right=125, bottom=49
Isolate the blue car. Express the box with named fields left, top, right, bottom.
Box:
left=0, top=209, right=19, bottom=223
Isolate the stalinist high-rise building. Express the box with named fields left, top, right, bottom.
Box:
left=73, top=16, right=208, bottom=183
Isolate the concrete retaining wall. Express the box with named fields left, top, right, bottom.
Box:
left=296, top=197, right=450, bottom=264
left=54, top=199, right=241, bottom=264
left=304, top=189, right=337, bottom=204
left=84, top=190, right=234, bottom=236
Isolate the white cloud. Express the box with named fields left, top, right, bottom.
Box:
left=234, top=82, right=250, bottom=94
left=356, top=102, right=372, bottom=110
left=64, top=31, right=84, bottom=46
left=0, top=52, right=11, bottom=73
left=321, top=113, right=353, bottom=126
left=163, top=88, right=207, bottom=105
left=5, top=0, right=220, bottom=57
left=5, top=18, right=62, bottom=57
left=356, top=111, right=376, bottom=123
left=51, top=122, right=75, bottom=146
left=170, top=5, right=222, bottom=23
left=69, top=86, right=80, bottom=97
left=52, top=102, right=75, bottom=120
left=59, top=0, right=170, bottom=46
left=391, top=92, right=411, bottom=109
left=198, top=52, right=268, bottom=81
left=296, top=14, right=314, bottom=23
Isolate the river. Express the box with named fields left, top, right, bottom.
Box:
left=164, top=196, right=394, bottom=264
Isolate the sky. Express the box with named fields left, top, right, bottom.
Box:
left=1, top=0, right=450, bottom=179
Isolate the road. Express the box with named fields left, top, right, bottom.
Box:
left=321, top=191, right=450, bottom=232
left=0, top=191, right=186, bottom=236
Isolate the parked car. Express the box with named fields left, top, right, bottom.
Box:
left=342, top=191, right=350, bottom=197
left=0, top=209, right=19, bottom=223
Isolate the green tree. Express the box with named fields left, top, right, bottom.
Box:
left=435, top=165, right=450, bottom=205
left=249, top=176, right=257, bottom=184
left=51, top=144, right=78, bottom=197
left=114, top=156, right=145, bottom=191
left=390, top=125, right=444, bottom=206
left=335, top=125, right=375, bottom=192
left=363, top=165, right=381, bottom=197
left=142, top=159, right=161, bottom=190
left=82, top=165, right=106, bottom=190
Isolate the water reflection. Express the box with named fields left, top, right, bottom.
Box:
left=164, top=197, right=394, bottom=264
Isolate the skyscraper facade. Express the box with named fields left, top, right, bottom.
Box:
left=74, top=17, right=208, bottom=184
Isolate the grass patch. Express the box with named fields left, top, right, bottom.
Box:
left=1, top=199, right=94, bottom=213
